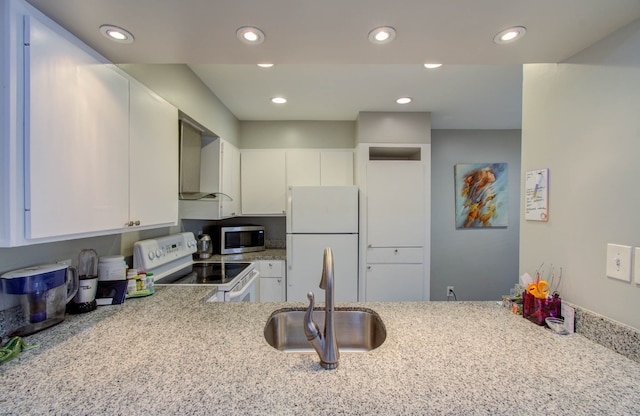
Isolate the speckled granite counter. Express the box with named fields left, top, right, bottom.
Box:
left=1, top=288, right=639, bottom=415
left=207, top=248, right=286, bottom=262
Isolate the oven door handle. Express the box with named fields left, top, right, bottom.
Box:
left=227, top=270, right=259, bottom=302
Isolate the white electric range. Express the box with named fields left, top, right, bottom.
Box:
left=132, top=232, right=259, bottom=302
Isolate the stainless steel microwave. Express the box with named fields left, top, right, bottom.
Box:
left=207, top=225, right=265, bottom=255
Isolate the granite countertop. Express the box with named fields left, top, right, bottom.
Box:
left=1, top=288, right=639, bottom=415
left=206, top=248, right=286, bottom=262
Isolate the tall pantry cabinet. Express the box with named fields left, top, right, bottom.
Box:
left=358, top=144, right=431, bottom=301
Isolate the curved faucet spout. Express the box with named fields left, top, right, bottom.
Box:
left=303, top=248, right=339, bottom=369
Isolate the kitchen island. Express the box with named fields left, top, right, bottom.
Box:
left=1, top=287, right=639, bottom=415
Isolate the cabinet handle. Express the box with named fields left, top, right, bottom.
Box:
left=394, top=249, right=399, bottom=253
left=134, top=220, right=141, bottom=226
left=125, top=221, right=133, bottom=226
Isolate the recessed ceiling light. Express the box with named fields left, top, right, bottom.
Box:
left=368, top=26, right=396, bottom=44
left=493, top=26, right=526, bottom=44
left=257, top=63, right=274, bottom=68
left=271, top=97, right=287, bottom=104
left=237, top=26, right=265, bottom=45
left=396, top=97, right=412, bottom=105
left=99, top=24, right=134, bottom=44
left=423, top=63, right=443, bottom=69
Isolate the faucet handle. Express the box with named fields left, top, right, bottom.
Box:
left=304, top=292, right=320, bottom=341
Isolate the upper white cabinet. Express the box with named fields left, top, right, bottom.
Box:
left=286, top=150, right=320, bottom=186
left=24, top=13, right=130, bottom=239
left=241, top=149, right=287, bottom=215
left=1, top=0, right=178, bottom=246
left=320, top=150, right=354, bottom=186
left=220, top=140, right=241, bottom=217
left=240, top=148, right=353, bottom=216
left=286, top=149, right=354, bottom=186
left=129, top=80, right=179, bottom=228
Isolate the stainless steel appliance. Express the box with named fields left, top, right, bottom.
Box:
left=196, top=234, right=213, bottom=259
left=133, top=232, right=258, bottom=302
left=205, top=225, right=265, bottom=255
left=1, top=264, right=78, bottom=336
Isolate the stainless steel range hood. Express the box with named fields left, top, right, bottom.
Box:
left=178, top=115, right=231, bottom=202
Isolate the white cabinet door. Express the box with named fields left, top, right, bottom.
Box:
left=129, top=81, right=178, bottom=228
left=241, top=150, right=286, bottom=215
left=366, top=161, right=425, bottom=247
left=24, top=15, right=129, bottom=238
left=257, top=260, right=286, bottom=302
left=220, top=140, right=240, bottom=218
left=321, top=150, right=354, bottom=186
left=286, top=150, right=320, bottom=186
left=365, top=264, right=424, bottom=301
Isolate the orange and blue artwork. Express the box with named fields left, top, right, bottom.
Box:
left=455, top=163, right=508, bottom=228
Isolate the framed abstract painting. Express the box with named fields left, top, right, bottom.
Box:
left=454, top=163, right=508, bottom=228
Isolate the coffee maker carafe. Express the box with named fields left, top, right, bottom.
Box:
left=67, top=249, right=99, bottom=314
left=1, top=264, right=78, bottom=336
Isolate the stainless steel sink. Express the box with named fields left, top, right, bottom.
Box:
left=264, top=307, right=386, bottom=353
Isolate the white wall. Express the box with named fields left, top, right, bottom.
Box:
left=520, top=20, right=640, bottom=329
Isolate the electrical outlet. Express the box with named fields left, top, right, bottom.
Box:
left=606, top=243, right=632, bottom=282
left=446, top=286, right=454, bottom=297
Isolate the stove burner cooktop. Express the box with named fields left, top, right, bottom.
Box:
left=156, top=262, right=252, bottom=286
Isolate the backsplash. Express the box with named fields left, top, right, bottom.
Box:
left=571, top=303, right=640, bottom=363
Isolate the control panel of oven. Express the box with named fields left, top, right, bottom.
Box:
left=133, top=232, right=197, bottom=272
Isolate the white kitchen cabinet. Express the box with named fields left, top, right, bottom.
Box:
left=285, top=149, right=354, bottom=187
left=320, top=150, right=354, bottom=186
left=220, top=140, right=240, bottom=217
left=366, top=160, right=424, bottom=247
left=129, top=80, right=179, bottom=228
left=256, top=260, right=286, bottom=302
left=241, top=150, right=286, bottom=215
left=181, top=138, right=240, bottom=219
left=358, top=144, right=430, bottom=301
left=24, top=12, right=131, bottom=239
left=0, top=1, right=178, bottom=246
left=286, top=150, right=320, bottom=186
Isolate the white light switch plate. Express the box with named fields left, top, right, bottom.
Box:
left=606, top=243, right=632, bottom=282
left=635, top=247, right=640, bottom=285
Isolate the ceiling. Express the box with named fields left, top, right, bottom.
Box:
left=24, top=0, right=640, bottom=128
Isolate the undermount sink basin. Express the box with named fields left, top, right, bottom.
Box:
left=264, top=307, right=386, bottom=353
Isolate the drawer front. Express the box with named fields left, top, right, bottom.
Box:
left=257, top=260, right=284, bottom=277
left=367, top=247, right=423, bottom=263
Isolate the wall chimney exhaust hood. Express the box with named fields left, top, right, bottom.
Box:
left=178, top=115, right=232, bottom=202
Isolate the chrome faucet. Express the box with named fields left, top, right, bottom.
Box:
left=304, top=247, right=339, bottom=369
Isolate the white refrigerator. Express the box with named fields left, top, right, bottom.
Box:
left=286, top=186, right=359, bottom=302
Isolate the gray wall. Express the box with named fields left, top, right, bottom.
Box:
left=520, top=20, right=640, bottom=329
left=431, top=130, right=521, bottom=301
left=239, top=120, right=355, bottom=149
left=119, top=64, right=240, bottom=147
left=357, top=112, right=431, bottom=144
